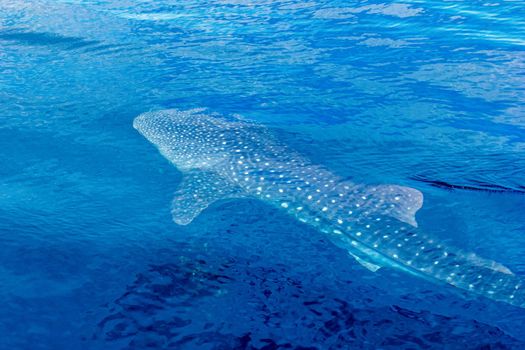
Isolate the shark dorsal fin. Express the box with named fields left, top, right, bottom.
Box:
left=171, top=170, right=244, bottom=225
left=366, top=185, right=424, bottom=227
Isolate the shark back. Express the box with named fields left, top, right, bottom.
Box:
left=134, top=108, right=525, bottom=308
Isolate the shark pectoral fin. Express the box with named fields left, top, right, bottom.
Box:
left=370, top=185, right=424, bottom=227
left=349, top=253, right=382, bottom=272
left=171, top=170, right=244, bottom=225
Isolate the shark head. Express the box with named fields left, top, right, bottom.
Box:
left=134, top=108, right=273, bottom=172
left=133, top=108, right=234, bottom=171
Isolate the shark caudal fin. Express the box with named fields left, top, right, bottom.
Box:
left=171, top=170, right=244, bottom=225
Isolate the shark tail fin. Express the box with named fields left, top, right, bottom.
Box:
left=171, top=170, right=244, bottom=225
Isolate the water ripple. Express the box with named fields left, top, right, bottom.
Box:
left=1, top=0, right=524, bottom=347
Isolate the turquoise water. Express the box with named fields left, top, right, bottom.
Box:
left=0, top=0, right=524, bottom=348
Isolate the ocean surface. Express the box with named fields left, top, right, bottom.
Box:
left=1, top=0, right=524, bottom=349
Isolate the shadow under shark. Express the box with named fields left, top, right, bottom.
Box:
left=133, top=108, right=524, bottom=308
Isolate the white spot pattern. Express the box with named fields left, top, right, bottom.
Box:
left=134, top=108, right=525, bottom=308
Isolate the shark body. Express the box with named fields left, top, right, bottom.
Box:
left=134, top=108, right=524, bottom=308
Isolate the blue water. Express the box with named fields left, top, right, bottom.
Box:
left=1, top=0, right=524, bottom=348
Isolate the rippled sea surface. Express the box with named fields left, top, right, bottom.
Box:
left=1, top=0, right=525, bottom=349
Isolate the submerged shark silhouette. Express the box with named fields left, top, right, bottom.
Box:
left=134, top=108, right=524, bottom=308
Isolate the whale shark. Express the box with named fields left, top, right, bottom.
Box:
left=133, top=108, right=524, bottom=308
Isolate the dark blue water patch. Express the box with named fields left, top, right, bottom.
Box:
left=412, top=175, right=525, bottom=194
left=82, top=199, right=525, bottom=349
left=0, top=30, right=100, bottom=49
left=405, top=80, right=511, bottom=116
left=95, top=256, right=522, bottom=350
left=449, top=118, right=525, bottom=143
